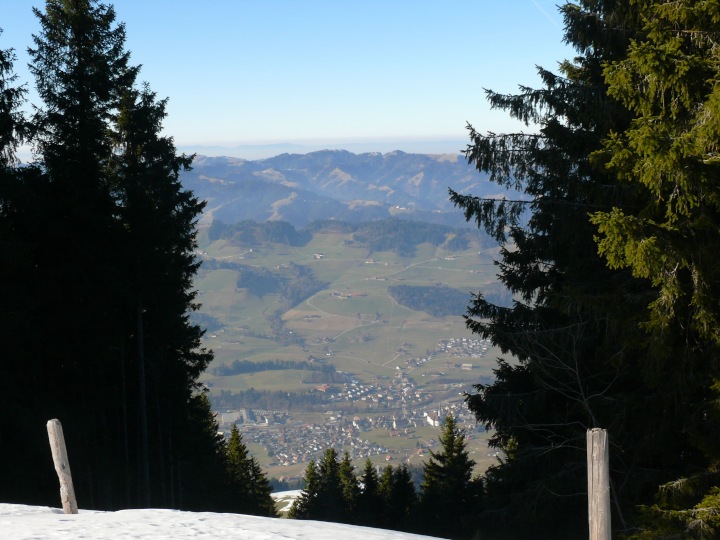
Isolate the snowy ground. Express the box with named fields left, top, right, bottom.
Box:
left=270, top=489, right=303, bottom=514
left=0, top=501, right=447, bottom=539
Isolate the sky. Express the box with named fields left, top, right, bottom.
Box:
left=2, top=1, right=575, bottom=158
left=1, top=501, right=446, bottom=540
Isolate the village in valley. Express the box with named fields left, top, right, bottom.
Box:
left=211, top=338, right=499, bottom=481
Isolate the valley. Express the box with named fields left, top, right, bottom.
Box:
left=193, top=219, right=505, bottom=481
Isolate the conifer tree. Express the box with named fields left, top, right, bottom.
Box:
left=388, top=464, right=418, bottom=532
left=0, top=0, right=221, bottom=509
left=315, top=448, right=344, bottom=522
left=289, top=460, right=319, bottom=519
left=110, top=79, right=212, bottom=506
left=0, top=32, right=25, bottom=166
left=419, top=416, right=478, bottom=538
left=290, top=449, right=363, bottom=524
left=21, top=0, right=144, bottom=508
left=356, top=458, right=382, bottom=526
left=0, top=33, right=42, bottom=504
left=588, top=1, right=720, bottom=536
left=451, top=1, right=720, bottom=537
left=375, top=463, right=419, bottom=532
left=225, top=425, right=276, bottom=517
left=338, top=451, right=360, bottom=523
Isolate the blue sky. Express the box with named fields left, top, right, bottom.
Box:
left=3, top=1, right=574, bottom=156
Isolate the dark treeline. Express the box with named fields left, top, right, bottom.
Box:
left=211, top=389, right=328, bottom=412
left=388, top=284, right=472, bottom=318
left=0, top=2, right=274, bottom=515
left=209, top=219, right=312, bottom=246
left=237, top=266, right=280, bottom=297
left=209, top=217, right=472, bottom=257
left=349, top=218, right=469, bottom=257
left=207, top=258, right=326, bottom=308
left=210, top=359, right=339, bottom=378
left=276, top=262, right=327, bottom=310
left=290, top=416, right=481, bottom=539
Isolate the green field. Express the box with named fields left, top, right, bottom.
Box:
left=196, top=228, right=503, bottom=383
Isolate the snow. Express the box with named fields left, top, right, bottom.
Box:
left=0, top=500, right=447, bottom=540
left=270, top=489, right=303, bottom=513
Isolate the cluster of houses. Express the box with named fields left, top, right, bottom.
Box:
left=217, top=398, right=481, bottom=469
left=212, top=337, right=492, bottom=468
left=326, top=374, right=431, bottom=409
left=436, top=337, right=491, bottom=358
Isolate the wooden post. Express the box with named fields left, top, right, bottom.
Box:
left=587, top=428, right=610, bottom=540
left=47, top=419, right=78, bottom=514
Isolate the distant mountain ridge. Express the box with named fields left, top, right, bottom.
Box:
left=180, top=149, right=507, bottom=228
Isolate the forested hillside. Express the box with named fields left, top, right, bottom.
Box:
left=209, top=217, right=474, bottom=257
left=388, top=285, right=470, bottom=318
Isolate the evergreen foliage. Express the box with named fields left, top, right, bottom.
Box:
left=211, top=388, right=327, bottom=412
left=0, top=2, right=223, bottom=510
left=288, top=450, right=352, bottom=522
left=388, top=284, right=485, bottom=318
left=314, top=448, right=346, bottom=522
left=378, top=463, right=418, bottom=532
left=356, top=458, right=383, bottom=527
left=587, top=1, right=720, bottom=537
left=591, top=1, right=720, bottom=344
left=351, top=218, right=459, bottom=257
left=208, top=219, right=312, bottom=247
left=289, top=449, right=419, bottom=530
left=288, top=460, right=319, bottom=520
left=451, top=1, right=720, bottom=538
left=225, top=425, right=276, bottom=517
left=419, top=416, right=479, bottom=539
left=338, top=452, right=360, bottom=523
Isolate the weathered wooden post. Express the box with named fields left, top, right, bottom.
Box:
left=587, top=428, right=610, bottom=540
left=47, top=419, right=78, bottom=514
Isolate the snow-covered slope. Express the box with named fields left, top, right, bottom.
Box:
left=0, top=502, right=447, bottom=540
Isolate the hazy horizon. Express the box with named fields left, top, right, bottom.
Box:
left=5, top=1, right=572, bottom=152
left=16, top=137, right=470, bottom=163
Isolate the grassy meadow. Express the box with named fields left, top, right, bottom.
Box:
left=196, top=226, right=502, bottom=385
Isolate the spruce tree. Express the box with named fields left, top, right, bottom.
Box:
left=0, top=32, right=25, bottom=166
left=0, top=0, right=221, bottom=509
left=289, top=460, right=319, bottom=519
left=225, top=425, right=253, bottom=511
left=419, top=416, right=477, bottom=538
left=315, top=448, right=344, bottom=522
left=588, top=1, right=720, bottom=535
left=246, top=453, right=277, bottom=517
left=225, top=424, right=277, bottom=517
left=375, top=463, right=418, bottom=532
left=110, top=79, right=212, bottom=507
left=357, top=458, right=382, bottom=527
left=0, top=32, right=43, bottom=504
left=20, top=0, right=144, bottom=508
left=451, top=1, right=720, bottom=537
left=289, top=449, right=361, bottom=523
left=338, top=451, right=359, bottom=523
left=388, top=464, right=418, bottom=533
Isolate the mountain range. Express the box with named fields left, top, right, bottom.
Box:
left=181, top=149, right=507, bottom=228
